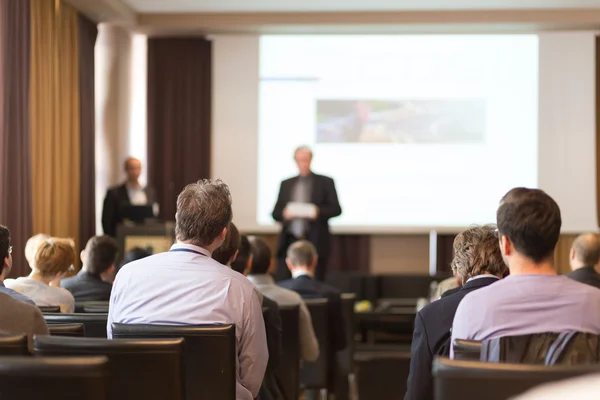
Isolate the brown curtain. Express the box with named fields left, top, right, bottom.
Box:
left=77, top=13, right=97, bottom=247
left=29, top=0, right=80, bottom=250
left=0, top=0, right=33, bottom=277
left=436, top=233, right=456, bottom=275
left=147, top=37, right=212, bottom=221
left=329, top=235, right=370, bottom=273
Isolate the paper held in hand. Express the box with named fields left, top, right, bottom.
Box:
left=287, top=202, right=318, bottom=219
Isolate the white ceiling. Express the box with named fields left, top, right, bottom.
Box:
left=123, top=0, right=600, bottom=13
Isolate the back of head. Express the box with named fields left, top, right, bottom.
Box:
left=120, top=247, right=151, bottom=269
left=83, top=236, right=119, bottom=276
left=0, top=225, right=10, bottom=261
left=572, top=233, right=600, bottom=267
left=211, top=222, right=240, bottom=265
left=175, top=179, right=233, bottom=247
left=25, top=233, right=50, bottom=267
left=230, top=236, right=250, bottom=274
left=287, top=240, right=317, bottom=269
left=451, top=225, right=507, bottom=284
left=497, top=187, right=561, bottom=263
left=34, top=238, right=76, bottom=278
left=248, top=236, right=272, bottom=275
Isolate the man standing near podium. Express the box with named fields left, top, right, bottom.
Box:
left=272, top=146, right=342, bottom=281
left=101, top=158, right=156, bottom=237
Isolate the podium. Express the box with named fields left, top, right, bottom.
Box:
left=115, top=222, right=176, bottom=262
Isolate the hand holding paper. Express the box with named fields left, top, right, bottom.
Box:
left=286, top=202, right=318, bottom=220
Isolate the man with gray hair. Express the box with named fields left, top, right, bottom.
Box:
left=272, top=146, right=342, bottom=281
left=278, top=240, right=347, bottom=396
left=108, top=180, right=268, bottom=400
left=567, top=233, right=600, bottom=289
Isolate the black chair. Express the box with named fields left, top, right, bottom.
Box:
left=452, top=339, right=482, bottom=361
left=113, top=323, right=236, bottom=400
left=276, top=304, right=300, bottom=400
left=74, top=301, right=109, bottom=313
left=0, top=334, right=29, bottom=355
left=83, top=304, right=109, bottom=313
left=48, top=323, right=85, bottom=337
left=355, top=351, right=411, bottom=400
left=34, top=335, right=184, bottom=400
left=337, top=293, right=357, bottom=399
left=302, top=298, right=329, bottom=400
left=433, top=356, right=600, bottom=400
left=39, top=306, right=61, bottom=313
left=377, top=275, right=433, bottom=300
left=0, top=356, right=108, bottom=400
left=44, top=313, right=108, bottom=338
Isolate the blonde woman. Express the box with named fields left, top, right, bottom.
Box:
left=5, top=238, right=76, bottom=313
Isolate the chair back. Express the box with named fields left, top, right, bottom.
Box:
left=44, top=313, right=108, bottom=338
left=74, top=301, right=109, bottom=313
left=301, top=298, right=329, bottom=389
left=83, top=304, right=109, bottom=314
left=276, top=304, right=300, bottom=400
left=433, top=357, right=600, bottom=400
left=0, top=334, right=29, bottom=355
left=34, top=336, right=184, bottom=400
left=48, top=323, right=85, bottom=337
left=0, top=356, right=108, bottom=400
left=452, top=339, right=482, bottom=361
left=112, top=323, right=236, bottom=400
left=39, top=306, right=61, bottom=313
left=337, top=293, right=356, bottom=375
left=355, top=351, right=411, bottom=400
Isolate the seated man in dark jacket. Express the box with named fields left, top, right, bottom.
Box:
left=61, top=235, right=119, bottom=302
left=567, top=233, right=600, bottom=290
left=404, top=225, right=508, bottom=400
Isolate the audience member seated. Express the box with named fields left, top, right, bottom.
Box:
left=212, top=223, right=282, bottom=373
left=6, top=238, right=76, bottom=313
left=566, top=233, right=600, bottom=290
left=247, top=236, right=319, bottom=362
left=24, top=233, right=49, bottom=273
left=0, top=226, right=35, bottom=305
left=107, top=180, right=268, bottom=400
left=431, top=276, right=460, bottom=301
left=451, top=188, right=600, bottom=356
left=119, top=247, right=151, bottom=270
left=61, top=235, right=119, bottom=302
left=405, top=225, right=507, bottom=400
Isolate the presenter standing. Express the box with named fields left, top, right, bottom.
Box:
left=272, top=146, right=342, bottom=281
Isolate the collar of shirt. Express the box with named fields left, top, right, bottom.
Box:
left=170, top=243, right=212, bottom=257
left=247, top=274, right=275, bottom=286
left=466, top=274, right=500, bottom=284
left=292, top=270, right=314, bottom=279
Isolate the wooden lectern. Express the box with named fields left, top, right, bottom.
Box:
left=115, top=222, right=176, bottom=263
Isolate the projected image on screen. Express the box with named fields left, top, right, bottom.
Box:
left=316, top=99, right=486, bottom=144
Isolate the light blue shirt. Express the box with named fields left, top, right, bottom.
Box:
left=451, top=274, right=600, bottom=357
left=108, top=243, right=268, bottom=400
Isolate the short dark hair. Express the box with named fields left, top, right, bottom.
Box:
left=572, top=233, right=600, bottom=266
left=175, top=179, right=233, bottom=246
left=120, top=247, right=151, bottom=269
left=248, top=236, right=272, bottom=275
left=84, top=236, right=119, bottom=276
left=497, top=187, right=561, bottom=263
left=0, top=225, right=10, bottom=260
left=230, top=236, right=250, bottom=275
left=287, top=240, right=317, bottom=267
left=212, top=222, right=240, bottom=265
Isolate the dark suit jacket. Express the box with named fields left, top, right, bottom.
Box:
left=404, top=276, right=500, bottom=400
left=61, top=271, right=113, bottom=302
left=567, top=266, right=600, bottom=290
left=101, top=183, right=156, bottom=237
left=278, top=275, right=347, bottom=352
left=272, top=173, right=341, bottom=258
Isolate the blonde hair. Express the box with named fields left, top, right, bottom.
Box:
left=25, top=233, right=50, bottom=267
left=33, top=238, right=76, bottom=278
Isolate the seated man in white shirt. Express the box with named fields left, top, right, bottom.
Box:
left=107, top=179, right=268, bottom=400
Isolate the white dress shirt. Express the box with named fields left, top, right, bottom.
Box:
left=247, top=274, right=319, bottom=361
left=4, top=277, right=74, bottom=313
left=107, top=243, right=268, bottom=400
left=126, top=185, right=148, bottom=205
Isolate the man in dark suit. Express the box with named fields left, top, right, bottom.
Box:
left=567, top=233, right=600, bottom=290
left=272, top=146, right=342, bottom=281
left=405, top=225, right=508, bottom=400
left=101, top=157, right=156, bottom=237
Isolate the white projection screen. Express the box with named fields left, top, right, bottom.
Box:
left=211, top=33, right=597, bottom=234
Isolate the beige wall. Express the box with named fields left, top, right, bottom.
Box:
left=370, top=235, right=430, bottom=274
